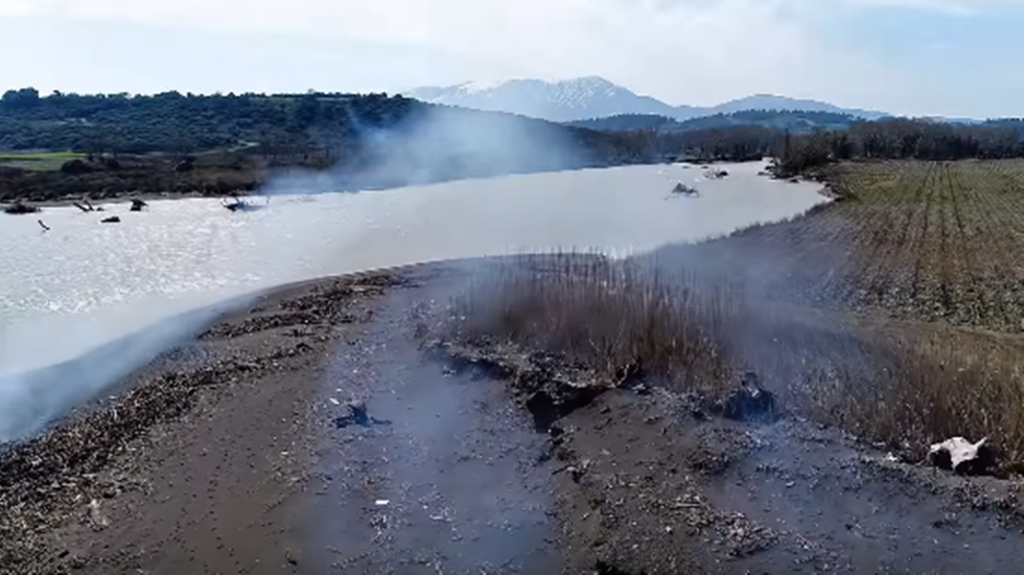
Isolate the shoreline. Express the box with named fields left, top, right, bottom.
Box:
left=2, top=190, right=255, bottom=211
left=1, top=158, right=788, bottom=211
left=0, top=261, right=471, bottom=448
left=0, top=269, right=408, bottom=574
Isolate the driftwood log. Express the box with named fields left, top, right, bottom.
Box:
left=73, top=200, right=97, bottom=213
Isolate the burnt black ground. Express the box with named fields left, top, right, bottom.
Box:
left=4, top=260, right=1024, bottom=574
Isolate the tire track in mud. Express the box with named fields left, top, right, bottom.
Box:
left=940, top=163, right=968, bottom=321
left=907, top=162, right=936, bottom=307
left=863, top=161, right=932, bottom=315
left=936, top=164, right=956, bottom=322
left=951, top=163, right=993, bottom=327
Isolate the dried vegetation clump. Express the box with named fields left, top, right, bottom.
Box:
left=446, top=249, right=1024, bottom=475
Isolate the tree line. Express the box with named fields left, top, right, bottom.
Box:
left=773, top=119, right=1024, bottom=176
left=0, top=88, right=421, bottom=154
left=589, top=117, right=1024, bottom=174
left=569, top=109, right=858, bottom=134
left=4, top=87, right=1024, bottom=184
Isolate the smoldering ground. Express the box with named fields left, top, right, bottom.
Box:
left=306, top=259, right=562, bottom=573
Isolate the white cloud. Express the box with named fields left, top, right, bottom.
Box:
left=839, top=0, right=1021, bottom=14
left=0, top=0, right=902, bottom=105
left=0, top=0, right=33, bottom=15
left=6, top=0, right=1013, bottom=113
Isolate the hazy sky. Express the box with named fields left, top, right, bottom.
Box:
left=0, top=0, right=1021, bottom=118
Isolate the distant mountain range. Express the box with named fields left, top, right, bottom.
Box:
left=404, top=77, right=890, bottom=123
left=566, top=110, right=864, bottom=134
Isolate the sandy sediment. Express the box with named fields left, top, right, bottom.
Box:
left=4, top=259, right=1024, bottom=575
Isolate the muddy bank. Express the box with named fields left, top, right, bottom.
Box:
left=4, top=259, right=1024, bottom=574
left=4, top=191, right=242, bottom=210
left=0, top=271, right=402, bottom=574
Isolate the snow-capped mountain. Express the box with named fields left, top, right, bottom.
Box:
left=405, top=77, right=888, bottom=122
left=405, top=77, right=695, bottom=123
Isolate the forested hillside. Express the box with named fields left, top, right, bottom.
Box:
left=568, top=110, right=861, bottom=134
left=0, top=87, right=657, bottom=201
left=0, top=88, right=418, bottom=153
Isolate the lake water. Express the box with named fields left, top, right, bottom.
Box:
left=0, top=161, right=825, bottom=440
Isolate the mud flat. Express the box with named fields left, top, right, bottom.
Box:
left=3, top=258, right=1024, bottom=575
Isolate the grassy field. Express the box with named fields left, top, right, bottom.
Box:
left=644, top=159, right=1024, bottom=333
left=0, top=153, right=264, bottom=203
left=447, top=160, right=1024, bottom=471
left=811, top=160, right=1024, bottom=331
left=0, top=151, right=86, bottom=171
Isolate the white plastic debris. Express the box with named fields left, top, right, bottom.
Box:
left=88, top=499, right=110, bottom=529
left=375, top=499, right=390, bottom=506
left=928, top=436, right=991, bottom=473
left=328, top=397, right=340, bottom=406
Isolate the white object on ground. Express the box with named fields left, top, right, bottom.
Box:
left=928, top=436, right=988, bottom=470
left=88, top=499, right=110, bottom=529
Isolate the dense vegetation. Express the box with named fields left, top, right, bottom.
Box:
left=774, top=119, right=1024, bottom=175
left=568, top=109, right=860, bottom=134
left=567, top=107, right=1024, bottom=172
left=0, top=87, right=659, bottom=201
left=594, top=116, right=1024, bottom=171
left=0, top=87, right=419, bottom=154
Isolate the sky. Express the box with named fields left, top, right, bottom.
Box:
left=0, top=0, right=1022, bottom=118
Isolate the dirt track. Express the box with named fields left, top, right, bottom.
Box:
left=4, top=261, right=1024, bottom=574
